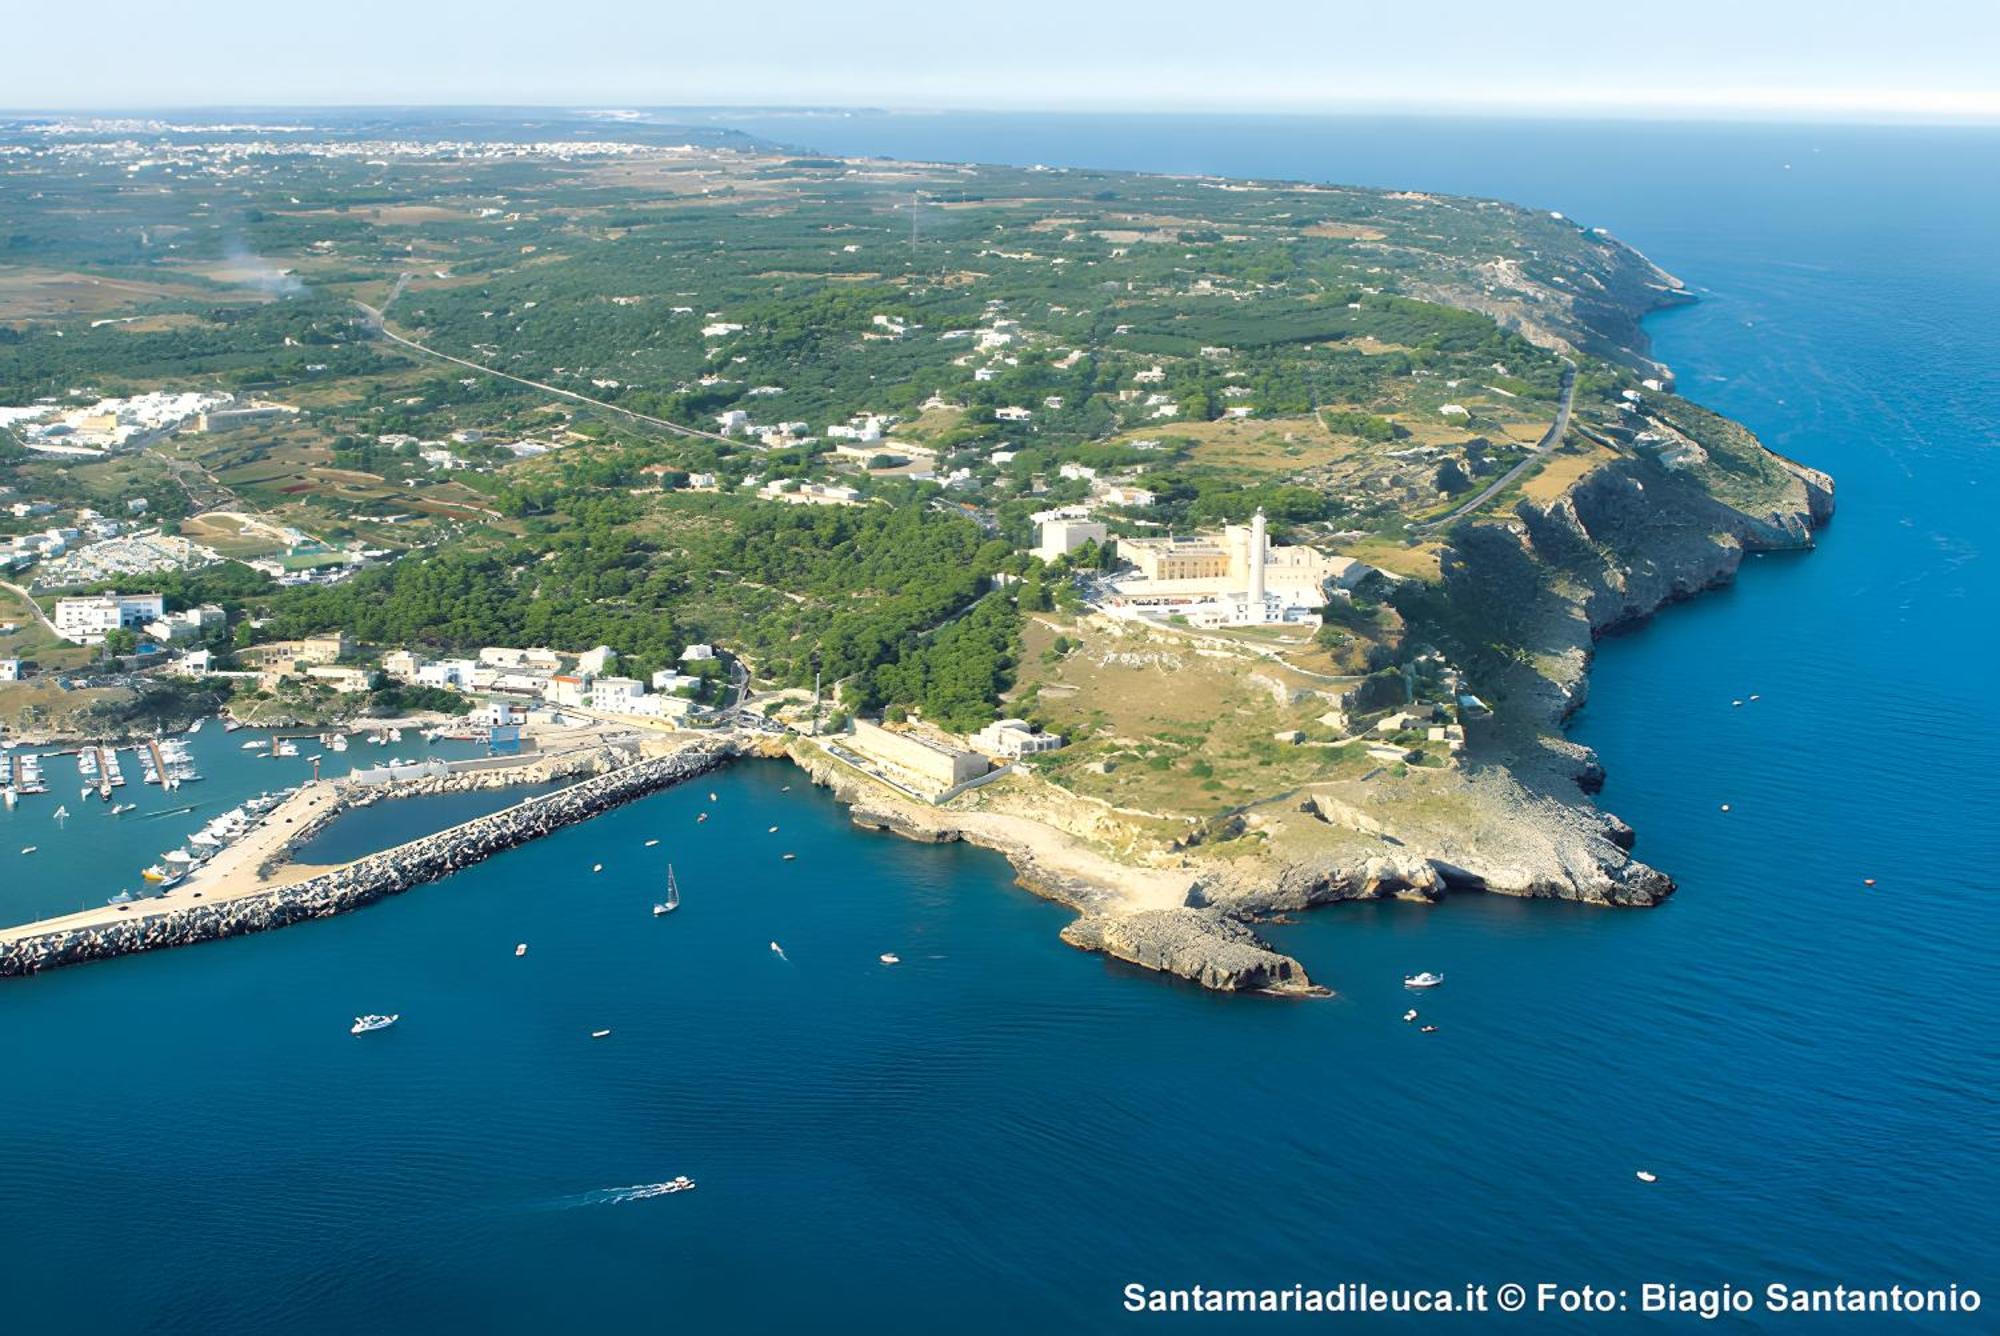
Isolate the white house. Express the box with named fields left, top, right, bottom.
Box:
left=680, top=643, right=717, bottom=663
left=971, top=718, right=1064, bottom=758
left=543, top=674, right=592, bottom=708
left=589, top=676, right=646, bottom=709
left=416, top=659, right=478, bottom=690
left=577, top=645, right=617, bottom=676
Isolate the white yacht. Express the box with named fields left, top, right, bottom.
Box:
left=350, top=1014, right=399, bottom=1035
left=879, top=953, right=900, bottom=965
left=1403, top=971, right=1444, bottom=989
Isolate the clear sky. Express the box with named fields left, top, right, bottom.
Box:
left=8, top=0, right=1997, bottom=123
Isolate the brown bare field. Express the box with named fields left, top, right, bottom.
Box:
left=1014, top=617, right=1365, bottom=818
left=277, top=204, right=464, bottom=225
left=0, top=269, right=204, bottom=321
left=1113, top=416, right=1340, bottom=474
left=1302, top=222, right=1388, bottom=241
left=1338, top=537, right=1444, bottom=581
left=1519, top=442, right=1619, bottom=503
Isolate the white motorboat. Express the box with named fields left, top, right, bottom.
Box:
left=1403, top=971, right=1444, bottom=989
left=351, top=1014, right=399, bottom=1035
left=1635, top=1170, right=1658, bottom=1184
left=590, top=1028, right=612, bottom=1039
left=592, top=863, right=603, bottom=873
left=1402, top=1009, right=1419, bottom=1023
left=879, top=953, right=900, bottom=965
left=515, top=943, right=528, bottom=957
left=19, top=845, right=36, bottom=855
left=644, top=838, right=659, bottom=847
left=242, top=740, right=266, bottom=750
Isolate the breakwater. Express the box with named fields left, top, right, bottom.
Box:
left=0, top=739, right=737, bottom=977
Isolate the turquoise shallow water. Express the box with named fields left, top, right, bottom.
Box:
left=2, top=117, right=1996, bottom=1331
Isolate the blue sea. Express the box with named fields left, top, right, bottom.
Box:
left=2, top=116, right=1995, bottom=1332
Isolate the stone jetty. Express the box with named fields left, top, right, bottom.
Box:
left=0, top=738, right=737, bottom=977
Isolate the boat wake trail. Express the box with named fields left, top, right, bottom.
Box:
left=543, top=1178, right=697, bottom=1209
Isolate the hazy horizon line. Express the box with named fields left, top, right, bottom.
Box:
left=4, top=98, right=1999, bottom=131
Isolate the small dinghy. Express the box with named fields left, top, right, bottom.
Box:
left=515, top=943, right=528, bottom=957
left=592, top=863, right=603, bottom=873
left=591, top=1029, right=612, bottom=1039
left=1402, top=1009, right=1418, bottom=1023
left=644, top=839, right=659, bottom=847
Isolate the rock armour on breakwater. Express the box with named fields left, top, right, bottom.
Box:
left=0, top=740, right=737, bottom=977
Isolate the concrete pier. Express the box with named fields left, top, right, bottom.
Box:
left=0, top=736, right=739, bottom=977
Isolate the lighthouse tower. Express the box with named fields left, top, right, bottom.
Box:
left=1247, top=507, right=1268, bottom=619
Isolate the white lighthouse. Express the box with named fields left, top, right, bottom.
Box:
left=1247, top=507, right=1268, bottom=619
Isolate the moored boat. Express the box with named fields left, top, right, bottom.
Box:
left=1403, top=971, right=1444, bottom=989
left=351, top=1014, right=399, bottom=1035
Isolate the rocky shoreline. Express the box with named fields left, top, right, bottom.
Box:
left=782, top=440, right=1834, bottom=998
left=0, top=738, right=738, bottom=977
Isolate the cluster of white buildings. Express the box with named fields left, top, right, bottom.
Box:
left=0, top=392, right=240, bottom=456
left=384, top=642, right=716, bottom=719
left=51, top=591, right=166, bottom=645
left=34, top=531, right=221, bottom=586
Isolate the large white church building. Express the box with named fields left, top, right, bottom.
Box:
left=1098, top=509, right=1370, bottom=629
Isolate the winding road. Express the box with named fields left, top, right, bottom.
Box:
left=1416, top=359, right=1577, bottom=532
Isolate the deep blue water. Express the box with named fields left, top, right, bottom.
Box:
left=2, top=116, right=1996, bottom=1332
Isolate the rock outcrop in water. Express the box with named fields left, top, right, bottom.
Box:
left=0, top=739, right=736, bottom=977
left=1061, top=908, right=1321, bottom=995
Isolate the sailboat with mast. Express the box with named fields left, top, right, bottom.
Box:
left=653, top=864, right=681, bottom=916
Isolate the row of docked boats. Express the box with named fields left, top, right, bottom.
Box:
left=138, top=790, right=289, bottom=890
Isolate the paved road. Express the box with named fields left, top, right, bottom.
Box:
left=354, top=297, right=740, bottom=447
left=1416, top=360, right=1577, bottom=532
left=0, top=579, right=61, bottom=638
